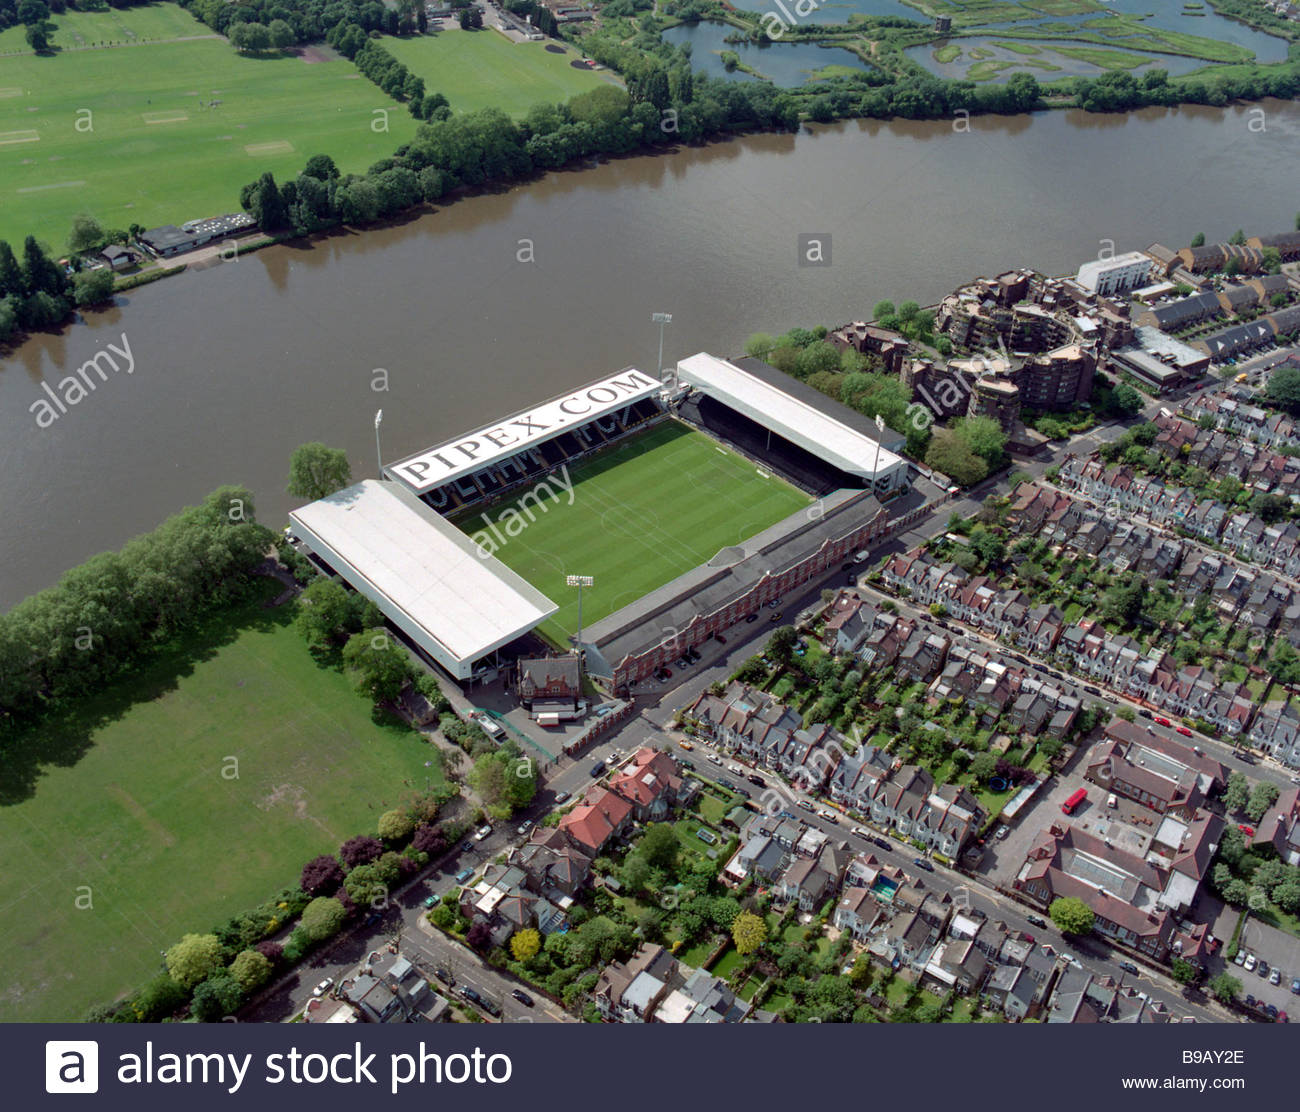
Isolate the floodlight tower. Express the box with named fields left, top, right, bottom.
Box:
left=567, top=574, right=594, bottom=651
left=652, top=312, right=673, bottom=377
left=374, top=408, right=384, bottom=479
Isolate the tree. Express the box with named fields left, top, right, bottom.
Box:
left=968, top=752, right=998, bottom=782
left=872, top=300, right=895, bottom=320
left=768, top=623, right=798, bottom=663
left=72, top=268, right=115, bottom=308
left=287, top=442, right=352, bottom=500
left=1246, top=781, right=1280, bottom=824
left=926, top=429, right=988, bottom=487
left=268, top=18, right=295, bottom=49
left=640, top=823, right=680, bottom=871
left=67, top=213, right=106, bottom=254
left=378, top=809, right=415, bottom=842
left=1170, top=957, right=1197, bottom=985
left=229, top=948, right=273, bottom=991
left=732, top=910, right=767, bottom=955
left=1049, top=896, right=1095, bottom=936
left=1112, top=382, right=1143, bottom=417
left=302, top=154, right=341, bottom=182
left=131, top=974, right=189, bottom=1022
left=1222, top=771, right=1250, bottom=813
left=744, top=332, right=775, bottom=358
left=339, top=834, right=384, bottom=868
left=1190, top=232, right=1205, bottom=248
left=466, top=920, right=493, bottom=951
left=295, top=578, right=354, bottom=648
left=24, top=19, right=52, bottom=50
left=342, top=628, right=413, bottom=702
left=1265, top=364, right=1300, bottom=415
left=511, top=928, right=541, bottom=962
left=300, top=896, right=346, bottom=941
left=1208, top=972, right=1241, bottom=1004
left=190, top=974, right=244, bottom=1022
left=165, top=933, right=224, bottom=988
left=1100, top=574, right=1146, bottom=629
left=300, top=853, right=345, bottom=896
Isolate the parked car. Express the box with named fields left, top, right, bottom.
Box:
left=994, top=824, right=1010, bottom=840
left=434, top=967, right=454, bottom=986
left=1118, top=961, right=1139, bottom=975
left=747, top=773, right=766, bottom=787
left=423, top=894, right=438, bottom=909
left=873, top=837, right=892, bottom=851
left=1138, top=708, right=1153, bottom=719
left=1084, top=685, right=1102, bottom=696
left=707, top=752, right=723, bottom=765
left=745, top=613, right=759, bottom=623
left=769, top=612, right=783, bottom=623
left=473, top=824, right=493, bottom=841
left=1290, top=977, right=1300, bottom=995
left=511, top=989, right=534, bottom=1007
left=1026, top=915, right=1048, bottom=929
left=818, top=809, right=838, bottom=823
left=589, top=760, right=606, bottom=777
left=554, top=791, right=570, bottom=805
left=1244, top=953, right=1258, bottom=972
left=734, top=787, right=752, bottom=800
left=1234, top=949, right=1247, bottom=966
left=728, top=763, right=744, bottom=775
left=1258, top=960, right=1270, bottom=977
left=1175, top=725, right=1194, bottom=737
left=1153, top=715, right=1171, bottom=727
left=912, top=857, right=934, bottom=872
left=1238, top=824, right=1255, bottom=836
left=851, top=826, right=869, bottom=838
left=1269, top=967, right=1281, bottom=985
left=311, top=978, right=334, bottom=998
left=455, top=867, right=474, bottom=883
left=796, top=799, right=815, bottom=813
left=766, top=598, right=782, bottom=609
left=715, top=634, right=727, bottom=645
left=516, top=819, right=534, bottom=837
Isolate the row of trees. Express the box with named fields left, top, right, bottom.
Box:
left=0, top=487, right=273, bottom=725
left=0, top=230, right=122, bottom=345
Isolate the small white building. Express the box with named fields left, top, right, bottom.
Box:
left=1076, top=251, right=1154, bottom=297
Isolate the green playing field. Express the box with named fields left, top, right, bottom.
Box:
left=456, top=420, right=812, bottom=642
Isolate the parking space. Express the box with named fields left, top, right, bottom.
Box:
left=1212, top=908, right=1300, bottom=1018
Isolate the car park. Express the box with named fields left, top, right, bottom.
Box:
left=511, top=989, right=534, bottom=1007
left=311, top=978, right=334, bottom=998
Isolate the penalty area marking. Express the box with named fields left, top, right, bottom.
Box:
left=0, top=87, right=23, bottom=99
left=0, top=129, right=39, bottom=145
left=17, top=179, right=86, bottom=193
left=244, top=140, right=293, bottom=156
left=142, top=111, right=189, bottom=125
left=756, top=469, right=771, bottom=479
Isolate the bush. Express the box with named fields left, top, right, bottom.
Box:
left=300, top=897, right=347, bottom=942
left=190, top=974, right=245, bottom=1022
left=229, top=948, right=274, bottom=991
left=339, top=835, right=384, bottom=868
left=300, top=854, right=345, bottom=897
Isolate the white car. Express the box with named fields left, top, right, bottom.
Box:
left=851, top=826, right=869, bottom=839
left=707, top=752, right=723, bottom=765
left=1243, top=953, right=1258, bottom=972
left=311, top=978, right=334, bottom=998
left=473, top=824, right=493, bottom=842
left=728, top=763, right=744, bottom=776
left=818, top=809, right=838, bottom=824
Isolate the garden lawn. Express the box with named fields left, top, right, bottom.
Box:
left=1, top=9, right=418, bottom=249
left=0, top=586, right=443, bottom=1022
left=382, top=30, right=612, bottom=117
left=458, top=420, right=810, bottom=643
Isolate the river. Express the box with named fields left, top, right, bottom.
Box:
left=2, top=100, right=1299, bottom=609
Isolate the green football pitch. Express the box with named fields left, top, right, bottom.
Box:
left=457, top=420, right=813, bottom=643
left=0, top=584, right=444, bottom=1022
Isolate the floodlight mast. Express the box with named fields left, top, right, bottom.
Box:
left=566, top=574, right=594, bottom=650
left=652, top=312, right=673, bottom=379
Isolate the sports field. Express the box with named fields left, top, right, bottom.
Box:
left=457, top=421, right=812, bottom=642
left=0, top=585, right=444, bottom=1022
left=0, top=7, right=418, bottom=250
left=383, top=29, right=613, bottom=116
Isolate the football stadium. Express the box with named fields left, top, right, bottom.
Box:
left=291, top=353, right=924, bottom=691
